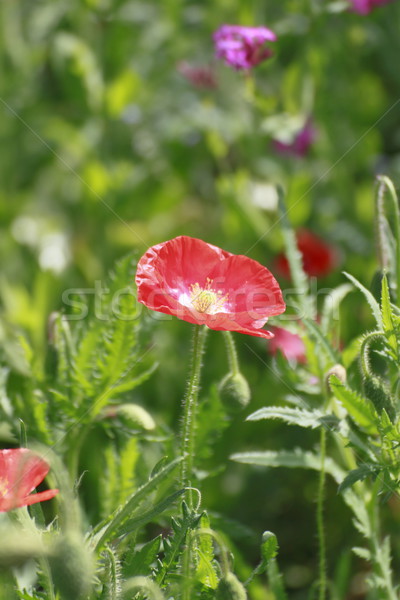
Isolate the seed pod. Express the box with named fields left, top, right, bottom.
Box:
left=49, top=533, right=94, bottom=600
left=218, top=372, right=251, bottom=412
left=216, top=572, right=247, bottom=600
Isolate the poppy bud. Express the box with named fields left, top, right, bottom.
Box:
left=261, top=531, right=278, bottom=563
left=218, top=372, right=251, bottom=412
left=103, top=403, right=156, bottom=430
left=326, top=364, right=347, bottom=391
left=49, top=533, right=94, bottom=600
left=216, top=572, right=247, bottom=600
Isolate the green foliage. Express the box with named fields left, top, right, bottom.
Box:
left=3, top=0, right=400, bottom=597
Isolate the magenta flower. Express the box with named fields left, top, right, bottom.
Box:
left=177, top=61, right=217, bottom=89
left=213, top=25, right=277, bottom=70
left=350, top=0, right=392, bottom=14
left=272, top=120, right=316, bottom=158
left=268, top=327, right=306, bottom=363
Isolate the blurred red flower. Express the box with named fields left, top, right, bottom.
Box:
left=136, top=236, right=285, bottom=339
left=350, top=0, right=392, bottom=14
left=275, top=229, right=338, bottom=279
left=0, top=448, right=58, bottom=512
left=268, top=326, right=306, bottom=363
left=177, top=61, right=217, bottom=89
left=213, top=25, right=277, bottom=70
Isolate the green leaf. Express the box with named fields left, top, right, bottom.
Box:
left=329, top=375, right=379, bottom=435
left=93, top=456, right=183, bottom=550
left=302, top=317, right=340, bottom=365
left=321, top=283, right=353, bottom=335
left=381, top=274, right=398, bottom=356
left=195, top=514, right=219, bottom=589
left=247, top=406, right=331, bottom=429
left=338, top=464, right=383, bottom=493
left=122, top=535, right=162, bottom=578
left=343, top=272, right=383, bottom=329
left=118, top=489, right=187, bottom=538
left=155, top=502, right=201, bottom=585
left=277, top=188, right=314, bottom=319
left=231, top=449, right=345, bottom=484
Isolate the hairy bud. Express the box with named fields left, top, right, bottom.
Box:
left=326, top=364, right=347, bottom=390
left=49, top=533, right=94, bottom=600
left=218, top=372, right=251, bottom=412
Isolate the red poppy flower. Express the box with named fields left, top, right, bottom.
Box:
left=268, top=326, right=306, bottom=363
left=275, top=229, right=337, bottom=279
left=135, top=236, right=285, bottom=339
left=0, top=448, right=59, bottom=512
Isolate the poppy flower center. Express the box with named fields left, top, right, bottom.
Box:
left=189, top=279, right=228, bottom=314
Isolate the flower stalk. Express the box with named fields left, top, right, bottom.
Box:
left=180, top=324, right=208, bottom=494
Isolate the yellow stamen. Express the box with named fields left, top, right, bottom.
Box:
left=189, top=278, right=228, bottom=314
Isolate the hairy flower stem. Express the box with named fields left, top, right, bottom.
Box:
left=222, top=331, right=239, bottom=375
left=180, top=324, right=208, bottom=499
left=317, top=427, right=327, bottom=600
left=376, top=176, right=400, bottom=298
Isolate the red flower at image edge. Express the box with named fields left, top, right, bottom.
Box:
left=135, top=236, right=286, bottom=339
left=275, top=230, right=338, bottom=279
left=268, top=326, right=306, bottom=363
left=0, top=448, right=59, bottom=512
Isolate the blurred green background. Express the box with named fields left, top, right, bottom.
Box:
left=1, top=0, right=400, bottom=597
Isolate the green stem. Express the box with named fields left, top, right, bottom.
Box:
left=367, top=480, right=398, bottom=600
left=222, top=331, right=240, bottom=375
left=360, top=332, right=384, bottom=379
left=277, top=188, right=315, bottom=320
left=317, top=427, right=327, bottom=600
left=180, top=325, right=208, bottom=493
left=376, top=176, right=400, bottom=299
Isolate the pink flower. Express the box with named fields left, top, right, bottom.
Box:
left=268, top=327, right=306, bottom=363
left=273, top=120, right=316, bottom=158
left=213, top=25, right=277, bottom=70
left=177, top=61, right=217, bottom=89
left=350, top=0, right=392, bottom=14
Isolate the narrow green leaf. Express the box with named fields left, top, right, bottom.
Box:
left=195, top=514, right=219, bottom=589
left=329, top=375, right=379, bottom=435
left=247, top=406, right=330, bottom=429
left=118, top=489, right=187, bottom=538
left=122, top=535, right=162, bottom=578
left=381, top=274, right=398, bottom=356
left=343, top=272, right=383, bottom=329
left=277, top=188, right=314, bottom=319
left=321, top=283, right=353, bottom=335
left=94, top=456, right=183, bottom=550
left=338, top=464, right=383, bottom=494
left=302, top=317, right=340, bottom=365
left=231, top=449, right=345, bottom=484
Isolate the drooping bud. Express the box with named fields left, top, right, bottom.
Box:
left=326, top=364, right=347, bottom=391
left=103, top=403, right=156, bottom=431
left=216, top=572, right=247, bottom=600
left=218, top=372, right=251, bottom=413
left=49, top=533, right=94, bottom=600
